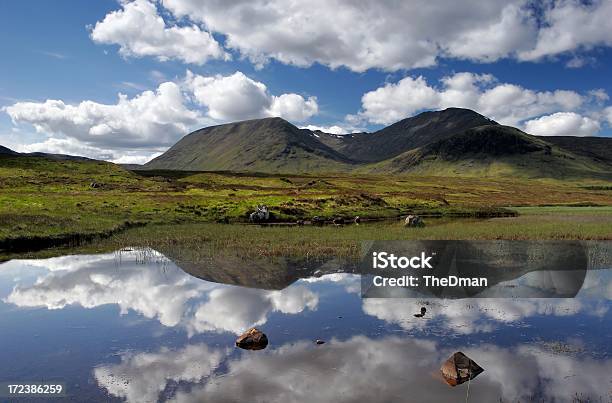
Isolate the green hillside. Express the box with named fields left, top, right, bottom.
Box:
left=142, top=108, right=612, bottom=179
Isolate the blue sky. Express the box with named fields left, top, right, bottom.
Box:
left=1, top=0, right=612, bottom=163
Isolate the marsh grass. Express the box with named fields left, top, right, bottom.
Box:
left=1, top=156, right=611, bottom=254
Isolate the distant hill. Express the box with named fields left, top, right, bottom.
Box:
left=317, top=107, right=497, bottom=162
left=145, top=117, right=356, bottom=172
left=144, top=108, right=612, bottom=179
left=0, top=145, right=18, bottom=155
left=4, top=108, right=610, bottom=180
left=368, top=125, right=612, bottom=179
left=0, top=145, right=92, bottom=162
left=543, top=136, right=612, bottom=165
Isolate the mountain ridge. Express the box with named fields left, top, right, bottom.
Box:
left=144, top=108, right=612, bottom=179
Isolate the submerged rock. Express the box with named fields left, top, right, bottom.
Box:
left=312, top=216, right=324, bottom=226
left=440, top=352, right=484, bottom=386
left=236, top=328, right=268, bottom=350
left=249, top=205, right=270, bottom=223
left=404, top=215, right=425, bottom=227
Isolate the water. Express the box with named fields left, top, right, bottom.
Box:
left=0, top=249, right=610, bottom=402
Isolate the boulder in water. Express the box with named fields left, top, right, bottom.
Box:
left=404, top=215, right=425, bottom=227
left=236, top=328, right=268, bottom=350
left=440, top=351, right=484, bottom=386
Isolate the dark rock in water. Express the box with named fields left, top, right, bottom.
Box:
left=414, top=307, right=427, bottom=318
left=312, top=216, right=324, bottom=226
left=296, top=219, right=305, bottom=226
left=404, top=215, right=425, bottom=227
left=440, top=352, right=484, bottom=386
left=236, top=328, right=268, bottom=350
left=315, top=339, right=325, bottom=345
left=249, top=205, right=270, bottom=223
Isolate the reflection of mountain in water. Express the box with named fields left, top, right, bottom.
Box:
left=160, top=241, right=610, bottom=298
left=2, top=248, right=609, bottom=338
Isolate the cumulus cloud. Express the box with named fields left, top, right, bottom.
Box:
left=13, top=137, right=161, bottom=163
left=519, top=0, right=612, bottom=61
left=604, top=106, right=612, bottom=126
left=4, top=70, right=320, bottom=160
left=88, top=1, right=612, bottom=71
left=163, top=337, right=612, bottom=403
left=359, top=72, right=589, bottom=127
left=187, top=285, right=318, bottom=335
left=524, top=112, right=601, bottom=136
left=90, top=0, right=228, bottom=64
left=5, top=82, right=200, bottom=149
left=184, top=71, right=318, bottom=122
left=4, top=250, right=319, bottom=335
left=95, top=343, right=225, bottom=403
left=158, top=0, right=541, bottom=71
left=4, top=251, right=209, bottom=327
left=302, top=125, right=347, bottom=135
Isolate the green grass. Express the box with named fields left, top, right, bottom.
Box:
left=4, top=207, right=611, bottom=262
left=1, top=155, right=611, bottom=253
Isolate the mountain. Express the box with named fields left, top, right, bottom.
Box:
left=368, top=125, right=612, bottom=179
left=317, top=107, right=497, bottom=162
left=0, top=145, right=18, bottom=155
left=145, top=117, right=356, bottom=172
left=542, top=136, right=612, bottom=165
left=132, top=107, right=612, bottom=179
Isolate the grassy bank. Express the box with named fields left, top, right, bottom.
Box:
left=1, top=155, right=611, bottom=253
left=4, top=207, right=611, bottom=262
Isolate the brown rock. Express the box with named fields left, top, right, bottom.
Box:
left=236, top=327, right=269, bottom=350
left=440, top=352, right=484, bottom=386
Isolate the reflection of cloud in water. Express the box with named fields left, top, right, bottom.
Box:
left=95, top=336, right=612, bottom=403
left=300, top=273, right=361, bottom=294
left=3, top=251, right=318, bottom=334
left=362, top=298, right=604, bottom=334
left=187, top=285, right=318, bottom=334
left=5, top=252, right=204, bottom=327
left=94, top=343, right=224, bottom=403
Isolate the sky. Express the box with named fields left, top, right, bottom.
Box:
left=1, top=0, right=612, bottom=164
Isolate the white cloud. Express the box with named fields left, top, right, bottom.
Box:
left=3, top=250, right=319, bottom=336
left=519, top=0, right=612, bottom=61
left=95, top=344, right=225, bottom=403
left=158, top=0, right=539, bottom=72
left=604, top=106, right=612, bottom=126
left=269, top=94, right=318, bottom=122
left=5, top=82, right=201, bottom=149
left=4, top=69, right=320, bottom=160
left=359, top=72, right=589, bottom=127
left=184, top=71, right=318, bottom=122
left=524, top=112, right=601, bottom=136
left=90, top=0, right=228, bottom=65
left=187, top=285, right=318, bottom=335
left=166, top=337, right=612, bottom=403
left=302, top=125, right=347, bottom=135
left=86, top=0, right=612, bottom=72
left=4, top=251, right=209, bottom=328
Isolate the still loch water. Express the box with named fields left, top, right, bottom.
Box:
left=0, top=249, right=610, bottom=402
